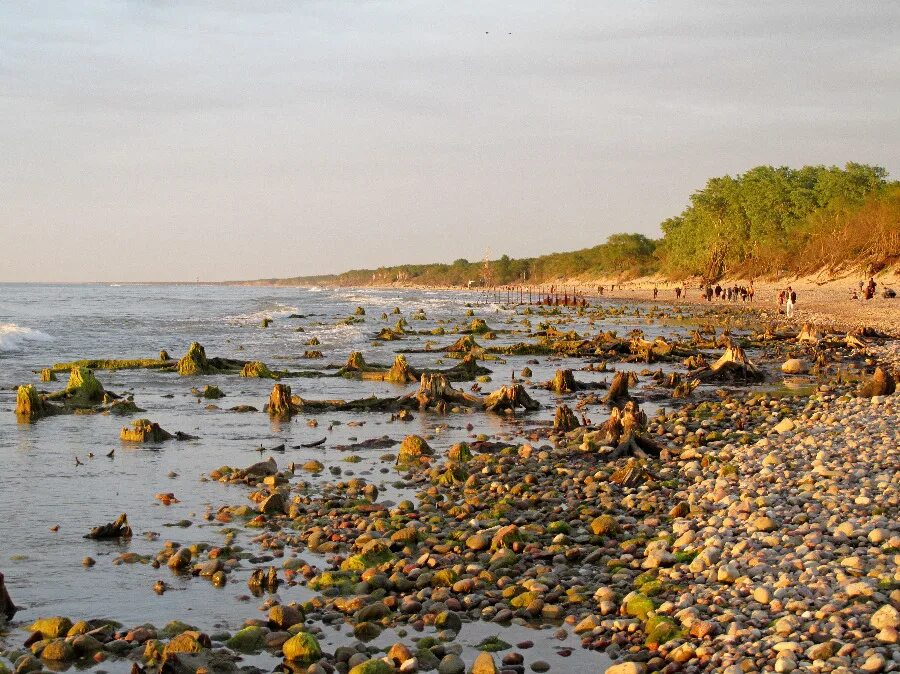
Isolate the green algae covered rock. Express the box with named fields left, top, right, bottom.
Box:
left=341, top=547, right=393, bottom=572
left=623, top=592, right=654, bottom=620
left=40, top=639, right=75, bottom=662
left=348, top=659, right=393, bottom=674
left=120, top=419, right=173, bottom=442
left=29, top=617, right=73, bottom=639
left=282, top=632, right=322, bottom=661
left=226, top=626, right=266, bottom=653
left=447, top=442, right=473, bottom=462
left=240, top=361, right=279, bottom=379
left=178, top=342, right=212, bottom=376
left=590, top=514, right=620, bottom=536
left=39, top=368, right=56, bottom=382
left=644, top=615, right=680, bottom=645
left=396, top=435, right=433, bottom=466
left=163, top=631, right=206, bottom=656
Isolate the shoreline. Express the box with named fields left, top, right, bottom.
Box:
left=237, top=270, right=900, bottom=337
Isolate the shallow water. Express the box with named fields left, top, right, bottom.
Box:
left=0, top=283, right=719, bottom=672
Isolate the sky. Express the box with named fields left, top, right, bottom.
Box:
left=1, top=1, right=898, bottom=283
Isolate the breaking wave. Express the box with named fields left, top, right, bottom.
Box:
left=0, top=323, right=53, bottom=352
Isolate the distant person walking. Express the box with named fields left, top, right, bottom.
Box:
left=785, top=287, right=796, bottom=318
left=653, top=286, right=658, bottom=299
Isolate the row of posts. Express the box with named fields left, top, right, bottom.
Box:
left=477, top=285, right=591, bottom=307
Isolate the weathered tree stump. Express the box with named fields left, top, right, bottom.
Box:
left=406, top=373, right=482, bottom=410
left=385, top=355, right=417, bottom=384
left=797, top=323, right=823, bottom=344
left=553, top=404, right=580, bottom=432
left=548, top=369, right=577, bottom=394
left=483, top=384, right=540, bottom=414
left=603, top=371, right=632, bottom=406
left=241, top=361, right=279, bottom=379
left=85, top=513, right=133, bottom=539
left=120, top=419, right=173, bottom=442
left=15, top=385, right=59, bottom=421
left=701, top=340, right=764, bottom=382
left=177, top=342, right=212, bottom=375
left=0, top=572, right=17, bottom=621
left=265, top=383, right=298, bottom=420
left=859, top=367, right=896, bottom=397
left=599, top=401, right=661, bottom=460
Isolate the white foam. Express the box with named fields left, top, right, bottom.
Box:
left=224, top=303, right=300, bottom=324
left=0, top=323, right=53, bottom=352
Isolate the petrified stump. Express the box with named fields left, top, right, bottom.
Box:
left=407, top=373, right=482, bottom=411
left=178, top=342, right=212, bottom=375
left=858, top=367, right=896, bottom=397
left=85, top=513, right=133, bottom=539
left=796, top=323, right=823, bottom=344
left=241, top=361, right=279, bottom=379
left=266, top=384, right=298, bottom=420
left=385, top=355, right=417, bottom=384
left=483, top=384, right=540, bottom=414
left=548, top=369, right=577, bottom=394
left=603, top=371, right=632, bottom=406
left=703, top=340, right=764, bottom=382
left=0, top=572, right=17, bottom=621
left=553, top=404, right=580, bottom=432
left=15, top=385, right=59, bottom=421
left=64, top=366, right=105, bottom=404
left=599, top=401, right=661, bottom=460
left=120, top=419, right=173, bottom=442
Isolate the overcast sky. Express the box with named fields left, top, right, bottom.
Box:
left=1, top=1, right=898, bottom=282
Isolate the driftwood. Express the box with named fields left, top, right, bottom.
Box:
left=483, top=384, right=540, bottom=414
left=845, top=333, right=867, bottom=349
left=698, top=340, right=764, bottom=382
left=85, top=513, right=133, bottom=539
left=553, top=404, right=580, bottom=432
left=858, top=367, right=896, bottom=397
left=0, top=572, right=17, bottom=621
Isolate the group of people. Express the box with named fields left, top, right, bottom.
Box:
left=702, top=283, right=755, bottom=303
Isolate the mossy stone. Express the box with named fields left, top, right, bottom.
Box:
left=282, top=632, right=322, bottom=661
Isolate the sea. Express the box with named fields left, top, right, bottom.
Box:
left=0, top=283, right=697, bottom=672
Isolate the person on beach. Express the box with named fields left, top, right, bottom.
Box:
left=653, top=286, right=658, bottom=299
left=865, top=277, right=877, bottom=300
left=675, top=287, right=681, bottom=299
left=786, top=287, right=796, bottom=317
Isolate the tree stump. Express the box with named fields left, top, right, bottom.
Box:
left=859, top=367, right=896, bottom=397
left=599, top=401, right=661, bottom=460
left=548, top=369, right=577, bottom=393
left=483, top=384, right=540, bottom=414
left=553, top=404, right=580, bottom=432
left=120, top=419, right=173, bottom=442
left=85, top=513, right=133, bottom=539
left=703, top=340, right=764, bottom=382
left=603, top=371, right=632, bottom=406
left=408, top=373, right=481, bottom=410
left=385, top=355, right=417, bottom=384
left=177, top=342, right=213, bottom=375
left=0, top=572, right=17, bottom=621
left=266, top=384, right=298, bottom=420
left=15, top=385, right=59, bottom=421
left=241, top=361, right=279, bottom=379
left=797, top=323, right=823, bottom=344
